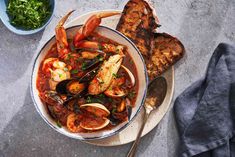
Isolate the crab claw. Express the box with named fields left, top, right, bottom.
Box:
left=55, top=10, right=75, bottom=59
left=73, top=12, right=120, bottom=47
left=88, top=54, right=123, bottom=95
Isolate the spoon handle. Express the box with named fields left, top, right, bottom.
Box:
left=127, top=109, right=150, bottom=157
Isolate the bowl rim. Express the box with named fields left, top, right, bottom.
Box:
left=0, top=0, right=55, bottom=35
left=30, top=25, right=149, bottom=140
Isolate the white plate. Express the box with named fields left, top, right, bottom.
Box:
left=66, top=10, right=174, bottom=146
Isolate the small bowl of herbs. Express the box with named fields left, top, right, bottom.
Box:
left=0, top=0, right=55, bottom=35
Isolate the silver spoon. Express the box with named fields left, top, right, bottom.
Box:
left=127, top=76, right=167, bottom=157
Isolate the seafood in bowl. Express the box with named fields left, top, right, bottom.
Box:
left=31, top=11, right=148, bottom=139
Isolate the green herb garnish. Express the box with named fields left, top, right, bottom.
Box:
left=129, top=59, right=134, bottom=64
left=112, top=108, right=117, bottom=113
left=86, top=96, right=92, bottom=103
left=58, top=73, right=62, bottom=78
left=98, top=94, right=105, bottom=98
left=81, top=62, right=87, bottom=70
left=127, top=90, right=136, bottom=99
left=98, top=43, right=103, bottom=50
left=112, top=73, right=118, bottom=78
left=7, top=0, right=51, bottom=30
left=56, top=121, right=62, bottom=128
left=71, top=69, right=78, bottom=74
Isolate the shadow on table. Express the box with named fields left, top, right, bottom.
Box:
left=0, top=20, right=43, bottom=85
left=0, top=86, right=161, bottom=157
left=166, top=0, right=232, bottom=156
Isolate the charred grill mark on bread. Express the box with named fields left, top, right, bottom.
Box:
left=116, top=0, right=159, bottom=57
left=147, top=33, right=184, bottom=79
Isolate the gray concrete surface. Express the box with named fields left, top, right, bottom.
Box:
left=0, top=0, right=235, bottom=157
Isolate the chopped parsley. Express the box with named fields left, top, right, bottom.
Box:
left=58, top=73, right=63, bottom=78
left=86, top=96, right=92, bottom=103
left=112, top=108, right=117, bottom=113
left=129, top=59, right=134, bottom=64
left=112, top=73, right=118, bottom=78
left=56, top=121, right=62, bottom=128
left=81, top=62, right=87, bottom=71
left=71, top=69, right=78, bottom=74
left=7, top=0, right=51, bottom=30
left=98, top=43, right=103, bottom=50
left=127, top=90, right=136, bottom=99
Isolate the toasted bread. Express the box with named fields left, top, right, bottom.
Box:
left=117, top=0, right=185, bottom=79
left=116, top=0, right=159, bottom=57
left=147, top=33, right=185, bottom=79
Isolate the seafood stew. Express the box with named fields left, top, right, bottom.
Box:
left=36, top=12, right=139, bottom=133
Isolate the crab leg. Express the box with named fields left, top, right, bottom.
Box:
left=55, top=10, right=74, bottom=59
left=73, top=12, right=120, bottom=47
left=77, top=40, right=125, bottom=55
left=88, top=54, right=123, bottom=95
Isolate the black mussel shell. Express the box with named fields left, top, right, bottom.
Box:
left=81, top=54, right=104, bottom=71
left=125, top=98, right=132, bottom=121
left=56, top=79, right=74, bottom=95
left=79, top=66, right=100, bottom=83
left=109, top=115, right=120, bottom=126
left=63, top=97, right=82, bottom=114
left=44, top=91, right=64, bottom=105
left=126, top=105, right=132, bottom=121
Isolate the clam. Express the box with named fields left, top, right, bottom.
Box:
left=121, top=65, right=135, bottom=87
left=79, top=103, right=110, bottom=130
left=80, top=103, right=110, bottom=117
left=80, top=117, right=110, bottom=131
left=104, top=65, right=135, bottom=98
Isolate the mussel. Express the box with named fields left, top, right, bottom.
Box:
left=81, top=54, right=104, bottom=71
left=40, top=91, right=64, bottom=105
left=110, top=98, right=132, bottom=124
left=56, top=66, right=100, bottom=96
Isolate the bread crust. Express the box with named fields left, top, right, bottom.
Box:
left=147, top=33, right=185, bottom=79
left=116, top=0, right=159, bottom=57
left=117, top=0, right=185, bottom=79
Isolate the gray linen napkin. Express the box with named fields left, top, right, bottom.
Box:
left=174, top=43, right=235, bottom=157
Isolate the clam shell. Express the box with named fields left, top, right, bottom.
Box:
left=80, top=103, right=110, bottom=117
left=121, top=65, right=135, bottom=87
left=80, top=117, right=110, bottom=131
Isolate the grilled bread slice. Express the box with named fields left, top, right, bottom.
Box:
left=147, top=33, right=185, bottom=79
left=117, top=0, right=185, bottom=79
left=116, top=0, right=159, bottom=57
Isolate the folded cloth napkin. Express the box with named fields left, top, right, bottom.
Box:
left=174, top=43, right=235, bottom=157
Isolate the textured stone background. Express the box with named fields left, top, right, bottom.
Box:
left=0, top=0, right=235, bottom=157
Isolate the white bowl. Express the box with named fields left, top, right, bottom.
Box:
left=30, top=25, right=148, bottom=140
